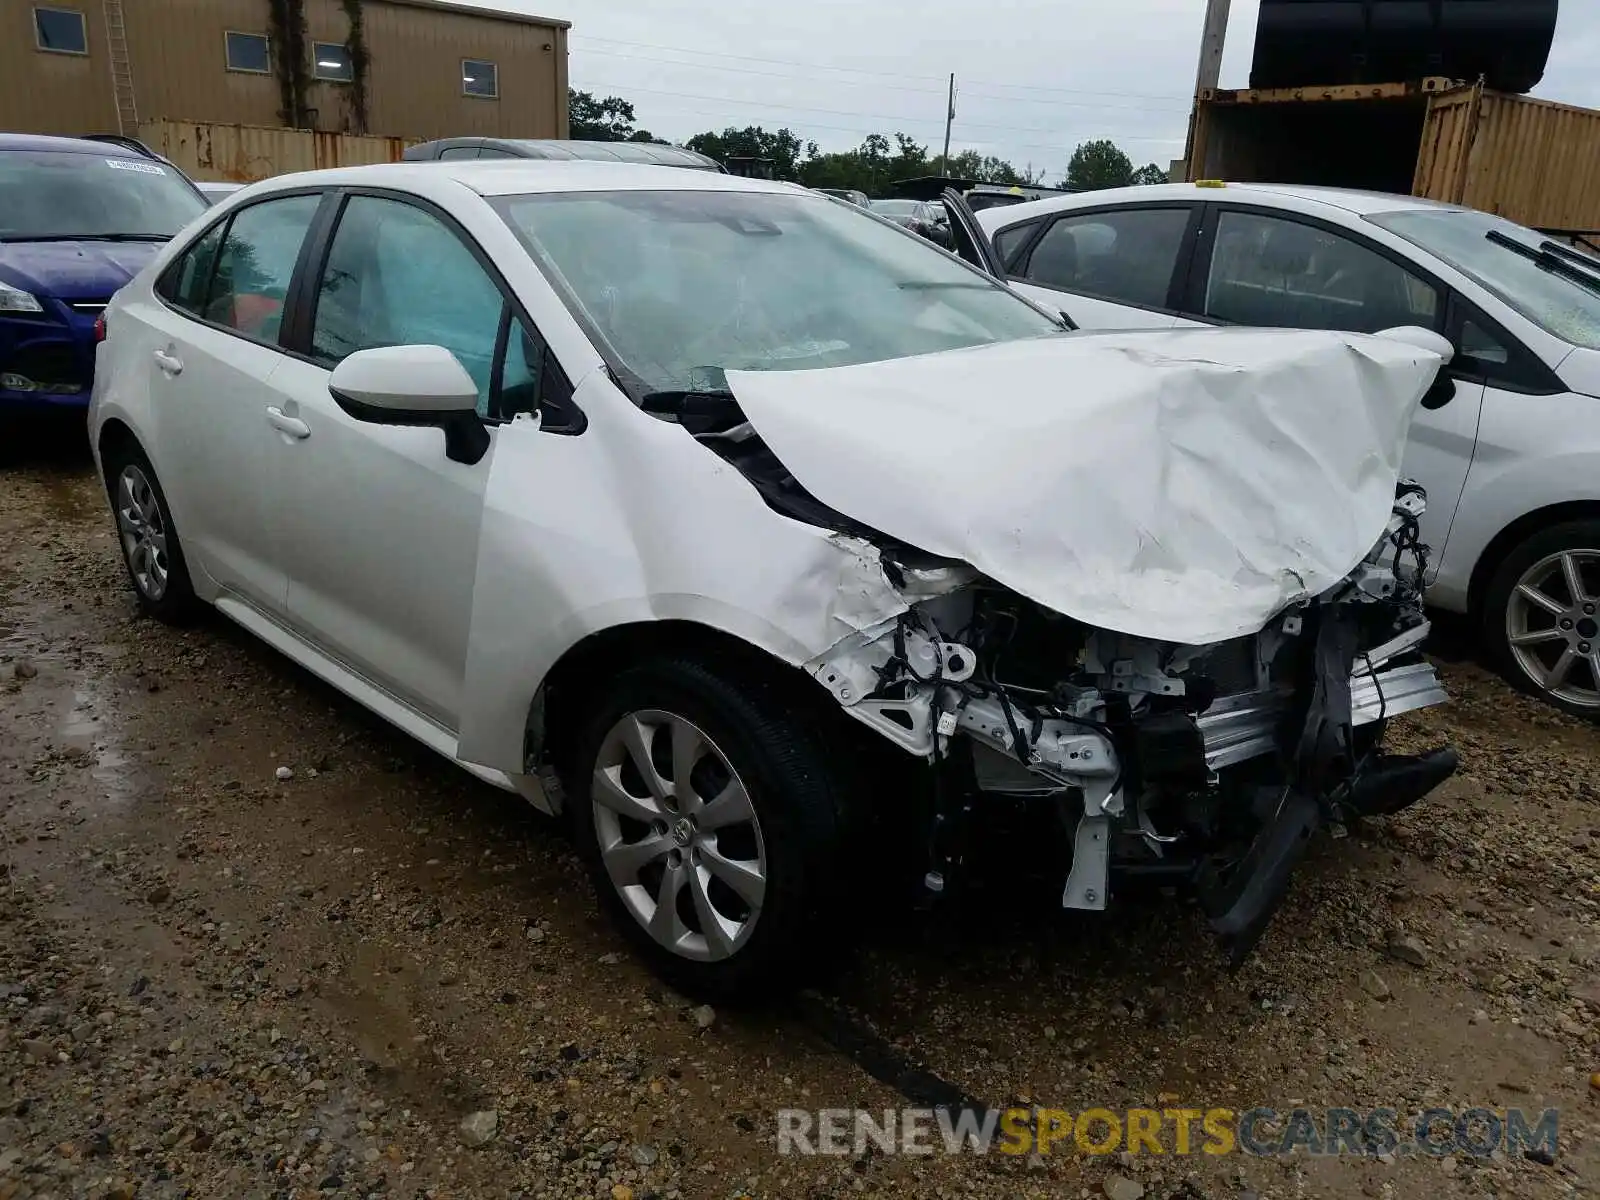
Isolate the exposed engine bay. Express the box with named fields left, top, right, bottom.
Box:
left=803, top=482, right=1455, bottom=962
left=643, top=327, right=1459, bottom=964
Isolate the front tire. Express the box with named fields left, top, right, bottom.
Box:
left=567, top=656, right=853, bottom=1003
left=103, top=445, right=201, bottom=625
left=1482, top=519, right=1600, bottom=718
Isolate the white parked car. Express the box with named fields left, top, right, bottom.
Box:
left=967, top=183, right=1600, bottom=717
left=91, top=162, right=1458, bottom=998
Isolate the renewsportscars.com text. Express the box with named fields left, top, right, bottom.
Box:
left=775, top=1106, right=1560, bottom=1159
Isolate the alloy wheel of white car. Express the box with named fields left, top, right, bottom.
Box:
left=115, top=463, right=170, bottom=602
left=1485, top=519, right=1600, bottom=718
left=1504, top=547, right=1600, bottom=712
left=568, top=658, right=849, bottom=1002
left=591, top=708, right=768, bottom=962
left=103, top=446, right=198, bottom=625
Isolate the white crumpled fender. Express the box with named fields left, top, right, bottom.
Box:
left=452, top=369, right=913, bottom=780
left=727, top=327, right=1443, bottom=646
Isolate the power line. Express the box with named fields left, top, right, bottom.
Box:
left=574, top=77, right=1187, bottom=141
left=577, top=88, right=1184, bottom=159
left=570, top=34, right=1192, bottom=104
left=571, top=46, right=949, bottom=97
left=572, top=47, right=1191, bottom=115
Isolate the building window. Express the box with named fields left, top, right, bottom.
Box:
left=225, top=31, right=271, bottom=74
left=462, top=59, right=498, bottom=99
left=313, top=41, right=353, bottom=82
left=34, top=7, right=88, bottom=55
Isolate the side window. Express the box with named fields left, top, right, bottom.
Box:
left=993, top=221, right=1036, bottom=273
left=437, top=146, right=482, bottom=161
left=200, top=194, right=321, bottom=341
left=310, top=196, right=505, bottom=414
left=159, top=222, right=226, bottom=315
left=1460, top=316, right=1511, bottom=367
left=1447, top=295, right=1558, bottom=393
left=495, top=314, right=575, bottom=429
left=474, top=148, right=520, bottom=160
left=1204, top=210, right=1440, bottom=334
left=1022, top=208, right=1191, bottom=309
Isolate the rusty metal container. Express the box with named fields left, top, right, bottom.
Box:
left=1187, top=78, right=1600, bottom=235
left=138, top=119, right=413, bottom=182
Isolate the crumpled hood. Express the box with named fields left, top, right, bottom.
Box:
left=726, top=327, right=1442, bottom=646
left=0, top=239, right=162, bottom=301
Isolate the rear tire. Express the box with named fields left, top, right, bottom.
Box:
left=1481, top=519, right=1600, bottom=719
left=566, top=656, right=854, bottom=1004
left=103, top=443, right=201, bottom=625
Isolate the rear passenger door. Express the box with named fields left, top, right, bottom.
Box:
left=1001, top=204, right=1202, bottom=329
left=143, top=190, right=328, bottom=613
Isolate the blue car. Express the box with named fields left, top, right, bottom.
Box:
left=1, top=134, right=208, bottom=414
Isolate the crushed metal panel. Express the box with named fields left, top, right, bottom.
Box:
left=727, top=328, right=1443, bottom=646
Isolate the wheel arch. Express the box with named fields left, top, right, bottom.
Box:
left=95, top=417, right=143, bottom=477
left=1467, top=500, right=1600, bottom=617
left=525, top=618, right=862, bottom=790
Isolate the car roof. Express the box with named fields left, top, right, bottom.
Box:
left=0, top=132, right=148, bottom=157
left=248, top=159, right=808, bottom=198
left=408, top=138, right=724, bottom=171
left=976, top=181, right=1466, bottom=226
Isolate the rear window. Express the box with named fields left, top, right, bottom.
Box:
left=0, top=150, right=205, bottom=241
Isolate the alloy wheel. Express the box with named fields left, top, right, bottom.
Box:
left=1505, top=548, right=1600, bottom=712
left=591, top=709, right=767, bottom=962
left=115, top=464, right=170, bottom=602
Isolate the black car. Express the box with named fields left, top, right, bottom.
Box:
left=403, top=138, right=726, bottom=172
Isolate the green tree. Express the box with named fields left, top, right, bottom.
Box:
left=1064, top=139, right=1135, bottom=191
left=568, top=89, right=647, bottom=141
left=1131, top=162, right=1171, bottom=185
left=944, top=150, right=1036, bottom=186
left=685, top=126, right=815, bottom=180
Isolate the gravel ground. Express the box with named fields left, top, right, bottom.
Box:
left=2, top=433, right=1598, bottom=1200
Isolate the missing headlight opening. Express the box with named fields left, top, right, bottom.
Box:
left=807, top=480, right=1456, bottom=966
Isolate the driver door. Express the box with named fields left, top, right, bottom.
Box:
left=264, top=193, right=539, bottom=730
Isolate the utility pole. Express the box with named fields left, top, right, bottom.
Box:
left=1181, top=0, right=1232, bottom=180
left=940, top=73, right=955, bottom=176
left=1193, top=0, right=1231, bottom=95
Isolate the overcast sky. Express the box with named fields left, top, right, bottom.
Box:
left=463, top=0, right=1598, bottom=177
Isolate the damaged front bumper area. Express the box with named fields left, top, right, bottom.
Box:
left=808, top=483, right=1457, bottom=964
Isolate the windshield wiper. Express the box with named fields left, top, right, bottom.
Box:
left=897, top=280, right=995, bottom=290
left=639, top=388, right=744, bottom=436
left=0, top=233, right=170, bottom=243
left=1486, top=229, right=1600, bottom=297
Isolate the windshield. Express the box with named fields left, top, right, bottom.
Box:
left=0, top=150, right=206, bottom=241
left=871, top=200, right=919, bottom=216
left=1368, top=208, right=1600, bottom=350
left=494, top=188, right=1060, bottom=394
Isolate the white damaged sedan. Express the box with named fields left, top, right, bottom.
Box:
left=90, top=162, right=1458, bottom=999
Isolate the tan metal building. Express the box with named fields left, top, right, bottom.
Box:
left=2, top=0, right=569, bottom=142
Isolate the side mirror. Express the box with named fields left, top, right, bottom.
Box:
left=1420, top=374, right=1457, bottom=410
left=1374, top=325, right=1457, bottom=410
left=328, top=345, right=490, bottom=465
left=1374, top=325, right=1456, bottom=365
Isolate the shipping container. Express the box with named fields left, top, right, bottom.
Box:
left=139, top=119, right=415, bottom=183
left=1186, top=78, right=1600, bottom=236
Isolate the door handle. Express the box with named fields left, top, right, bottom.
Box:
left=152, top=348, right=183, bottom=376
left=265, top=406, right=311, bottom=439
